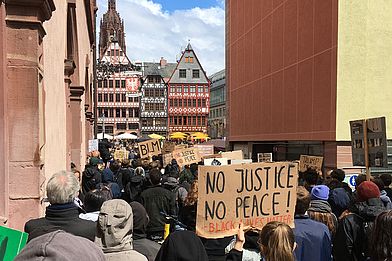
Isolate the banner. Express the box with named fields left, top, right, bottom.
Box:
left=196, top=162, right=298, bottom=238
left=138, top=139, right=162, bottom=159
left=172, top=147, right=202, bottom=167
left=88, top=139, right=99, bottom=153
left=126, top=77, right=139, bottom=93
left=221, top=150, right=243, bottom=160
left=194, top=145, right=214, bottom=158
left=0, top=226, right=28, bottom=260
left=257, top=153, right=273, bottom=163
left=299, top=155, right=323, bottom=172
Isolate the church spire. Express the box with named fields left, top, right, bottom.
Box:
left=108, top=0, right=116, bottom=10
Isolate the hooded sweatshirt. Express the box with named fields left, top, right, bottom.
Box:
left=95, top=199, right=147, bottom=261
left=155, top=231, right=209, bottom=261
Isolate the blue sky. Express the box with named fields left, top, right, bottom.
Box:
left=97, top=0, right=225, bottom=75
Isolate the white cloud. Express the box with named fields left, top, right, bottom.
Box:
left=97, top=0, right=225, bottom=75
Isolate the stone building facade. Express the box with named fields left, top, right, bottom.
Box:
left=0, top=0, right=96, bottom=230
left=208, top=69, right=226, bottom=139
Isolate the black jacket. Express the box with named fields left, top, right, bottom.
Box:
left=24, top=204, right=96, bottom=242
left=333, top=198, right=387, bottom=261
left=82, top=166, right=102, bottom=194
left=179, top=204, right=197, bottom=231
left=140, top=185, right=176, bottom=235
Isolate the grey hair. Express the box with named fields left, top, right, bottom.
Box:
left=46, top=170, right=80, bottom=204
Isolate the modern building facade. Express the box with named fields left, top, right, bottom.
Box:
left=97, top=1, right=141, bottom=135
left=168, top=44, right=210, bottom=134
left=208, top=69, right=226, bottom=139
left=140, top=58, right=176, bottom=136
left=227, top=0, right=392, bottom=173
left=0, top=0, right=97, bottom=230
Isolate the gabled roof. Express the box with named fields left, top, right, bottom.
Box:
left=100, top=41, right=131, bottom=65
left=168, top=43, right=209, bottom=84
left=143, top=62, right=177, bottom=79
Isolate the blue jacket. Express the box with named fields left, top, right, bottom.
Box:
left=294, top=216, right=332, bottom=261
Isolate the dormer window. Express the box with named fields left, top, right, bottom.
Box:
left=179, top=69, right=186, bottom=78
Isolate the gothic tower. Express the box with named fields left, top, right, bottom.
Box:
left=99, top=0, right=126, bottom=59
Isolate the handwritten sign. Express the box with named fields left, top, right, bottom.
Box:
left=299, top=155, right=323, bottom=172
left=196, top=162, right=298, bottom=238
left=172, top=147, right=202, bottom=167
left=204, top=158, right=229, bottom=166
left=0, top=226, right=28, bottom=260
left=114, top=150, right=129, bottom=161
left=88, top=139, right=99, bottom=153
left=221, top=150, right=243, bottom=160
left=162, top=153, right=173, bottom=167
left=258, top=153, right=273, bottom=162
left=194, top=145, right=214, bottom=158
left=162, top=141, right=176, bottom=154
left=138, top=139, right=162, bottom=159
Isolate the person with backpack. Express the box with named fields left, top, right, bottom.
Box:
left=333, top=181, right=388, bottom=261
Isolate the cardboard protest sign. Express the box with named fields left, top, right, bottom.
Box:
left=204, top=158, right=229, bottom=166
left=162, top=153, right=173, bottom=167
left=196, top=162, right=298, bottom=239
left=221, top=150, right=243, bottom=160
left=113, top=150, right=129, bottom=161
left=138, top=139, right=162, bottom=158
left=231, top=159, right=253, bottom=165
left=172, top=147, right=202, bottom=167
left=162, top=141, right=176, bottom=154
left=88, top=139, right=99, bottom=153
left=0, top=226, right=28, bottom=261
left=194, top=145, right=214, bottom=157
left=299, top=155, right=323, bottom=172
left=257, top=153, right=273, bottom=162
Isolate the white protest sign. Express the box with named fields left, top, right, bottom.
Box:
left=88, top=139, right=99, bottom=152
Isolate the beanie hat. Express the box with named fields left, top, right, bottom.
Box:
left=89, top=157, right=103, bottom=166
left=311, top=185, right=330, bottom=201
left=356, top=181, right=380, bottom=202
left=14, top=230, right=105, bottom=261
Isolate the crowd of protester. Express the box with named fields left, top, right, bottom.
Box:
left=13, top=139, right=392, bottom=261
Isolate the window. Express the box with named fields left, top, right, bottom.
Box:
left=115, top=49, right=119, bottom=56
left=170, top=87, right=175, bottom=93
left=128, top=97, right=133, bottom=102
left=121, top=94, right=126, bottom=102
left=174, top=99, right=178, bottom=107
left=103, top=93, right=108, bottom=102
left=134, top=108, right=139, bottom=117
left=103, top=80, right=108, bottom=88
left=197, top=99, right=201, bottom=107
left=158, top=103, right=164, bottom=111
left=188, top=99, right=192, bottom=107
left=98, top=93, right=102, bottom=102
left=134, top=97, right=139, bottom=103
left=178, top=116, right=182, bottom=125
left=98, top=80, right=102, bottom=88
left=183, top=116, right=187, bottom=125
left=198, top=86, right=204, bottom=93
left=179, top=69, right=186, bottom=78
left=185, top=57, right=189, bottom=63
left=197, top=116, right=202, bottom=126
left=115, top=109, right=120, bottom=117
left=129, top=123, right=139, bottom=129
left=169, top=99, right=173, bottom=106
left=103, top=108, right=108, bottom=117
left=189, top=57, right=193, bottom=63
left=116, top=93, right=120, bottom=102
left=176, top=86, right=182, bottom=93
left=183, top=86, right=189, bottom=93
left=174, top=117, right=178, bottom=126
left=120, top=50, right=123, bottom=56
left=192, top=116, right=196, bottom=125
left=192, top=99, right=196, bottom=107
left=192, top=69, right=200, bottom=78
left=116, top=123, right=126, bottom=130
left=98, top=108, right=102, bottom=116
left=202, top=99, right=206, bottom=107
left=109, top=109, right=114, bottom=117
left=121, top=109, right=126, bottom=117
left=170, top=117, right=173, bottom=125
left=121, top=80, right=126, bottom=88
left=107, top=51, right=110, bottom=56
left=190, top=86, right=196, bottom=93
left=115, top=80, right=120, bottom=88
left=109, top=80, right=113, bottom=88
left=179, top=99, right=182, bottom=107
left=205, top=86, right=209, bottom=93
left=109, top=93, right=114, bottom=102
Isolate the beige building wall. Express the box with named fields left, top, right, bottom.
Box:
left=336, top=0, right=392, bottom=141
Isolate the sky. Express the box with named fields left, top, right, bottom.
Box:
left=97, top=0, right=225, bottom=76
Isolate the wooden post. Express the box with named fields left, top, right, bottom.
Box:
left=363, top=119, right=371, bottom=181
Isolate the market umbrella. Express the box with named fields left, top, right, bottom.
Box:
left=148, top=133, right=165, bottom=139
left=170, top=134, right=186, bottom=139
left=116, top=133, right=138, bottom=140
left=170, top=132, right=187, bottom=137
left=97, top=133, right=113, bottom=139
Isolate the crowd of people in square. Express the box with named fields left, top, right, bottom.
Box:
left=13, top=139, right=392, bottom=261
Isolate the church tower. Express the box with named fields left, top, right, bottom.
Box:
left=99, top=0, right=126, bottom=59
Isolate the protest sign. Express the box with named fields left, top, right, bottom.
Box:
left=231, top=159, right=253, bottom=165
left=196, top=162, right=298, bottom=239
left=172, top=147, right=202, bottom=167
left=88, top=139, right=99, bottom=153
left=0, top=226, right=28, bottom=260
left=113, top=149, right=129, bottom=161
left=299, top=155, right=323, bottom=172
left=194, top=145, right=214, bottom=158
left=162, top=153, right=173, bottom=167
left=221, top=150, right=243, bottom=160
left=162, top=141, right=176, bottom=154
left=257, top=153, right=273, bottom=162
left=138, top=139, right=162, bottom=159
left=204, top=158, right=229, bottom=166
